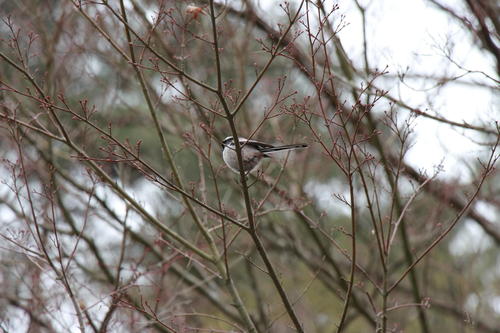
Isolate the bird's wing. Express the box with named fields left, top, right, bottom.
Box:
left=260, top=143, right=308, bottom=153
left=243, top=139, right=275, bottom=149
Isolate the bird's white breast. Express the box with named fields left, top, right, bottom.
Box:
left=223, top=144, right=264, bottom=172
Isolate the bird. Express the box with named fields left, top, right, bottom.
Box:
left=221, top=136, right=308, bottom=173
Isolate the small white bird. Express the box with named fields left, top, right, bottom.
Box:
left=222, top=136, right=308, bottom=173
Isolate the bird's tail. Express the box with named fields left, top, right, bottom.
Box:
left=260, top=143, right=308, bottom=153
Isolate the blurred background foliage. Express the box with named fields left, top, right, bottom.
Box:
left=0, top=0, right=499, bottom=332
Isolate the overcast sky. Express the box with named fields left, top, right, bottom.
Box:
left=257, top=0, right=497, bottom=180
